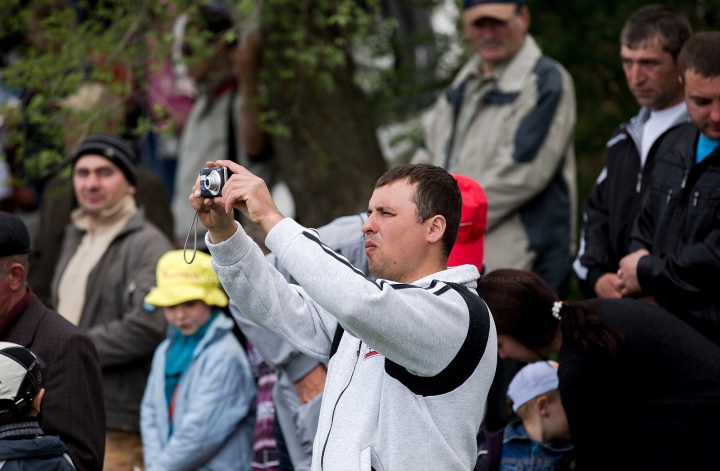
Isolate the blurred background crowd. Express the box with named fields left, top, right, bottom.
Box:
left=1, top=0, right=720, bottom=470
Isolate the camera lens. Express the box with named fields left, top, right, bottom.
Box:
left=206, top=170, right=222, bottom=196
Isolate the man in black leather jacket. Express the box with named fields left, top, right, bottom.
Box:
left=619, top=32, right=720, bottom=347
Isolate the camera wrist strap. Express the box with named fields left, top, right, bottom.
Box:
left=183, top=211, right=199, bottom=264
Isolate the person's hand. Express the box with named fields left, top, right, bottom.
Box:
left=617, top=249, right=650, bottom=296
left=594, top=273, right=622, bottom=299
left=232, top=36, right=261, bottom=85
left=294, top=364, right=326, bottom=405
left=211, top=159, right=284, bottom=233
left=189, top=161, right=237, bottom=244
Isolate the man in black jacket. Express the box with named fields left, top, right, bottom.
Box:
left=573, top=6, right=692, bottom=298
left=619, top=32, right=720, bottom=346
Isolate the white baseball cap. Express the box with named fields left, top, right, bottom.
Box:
left=507, top=361, right=559, bottom=412
left=0, top=342, right=44, bottom=418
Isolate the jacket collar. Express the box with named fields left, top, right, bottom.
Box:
left=0, top=288, right=33, bottom=335
left=624, top=106, right=692, bottom=156
left=391, top=264, right=480, bottom=290
left=668, top=124, right=720, bottom=169
left=503, top=420, right=573, bottom=453
left=165, top=312, right=234, bottom=360
left=0, top=295, right=44, bottom=348
left=0, top=417, right=43, bottom=440
left=71, top=194, right=137, bottom=232
left=66, top=205, right=146, bottom=240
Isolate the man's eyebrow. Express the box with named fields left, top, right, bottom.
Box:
left=77, top=165, right=114, bottom=172
left=370, top=205, right=396, bottom=213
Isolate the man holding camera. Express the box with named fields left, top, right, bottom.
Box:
left=190, top=161, right=496, bottom=471
left=50, top=134, right=171, bottom=471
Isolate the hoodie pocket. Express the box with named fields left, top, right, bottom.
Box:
left=360, top=446, right=385, bottom=471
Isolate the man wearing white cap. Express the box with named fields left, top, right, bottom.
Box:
left=413, top=0, right=577, bottom=298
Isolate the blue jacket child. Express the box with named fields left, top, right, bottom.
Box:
left=0, top=342, right=75, bottom=471
left=140, top=250, right=256, bottom=471
left=476, top=361, right=574, bottom=471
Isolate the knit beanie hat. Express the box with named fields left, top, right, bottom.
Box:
left=72, top=134, right=138, bottom=186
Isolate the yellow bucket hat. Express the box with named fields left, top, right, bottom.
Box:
left=144, top=250, right=228, bottom=308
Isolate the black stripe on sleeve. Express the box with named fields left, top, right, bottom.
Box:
left=384, top=282, right=490, bottom=396
left=329, top=324, right=345, bottom=359
left=301, top=231, right=382, bottom=289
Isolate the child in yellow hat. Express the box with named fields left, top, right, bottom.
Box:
left=140, top=250, right=256, bottom=471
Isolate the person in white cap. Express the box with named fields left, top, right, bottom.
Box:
left=475, top=361, right=573, bottom=471
left=413, top=0, right=577, bottom=299
left=0, top=342, right=76, bottom=470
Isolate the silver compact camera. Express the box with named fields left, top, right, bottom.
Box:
left=199, top=167, right=230, bottom=198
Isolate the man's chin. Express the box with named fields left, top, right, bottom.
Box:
left=80, top=203, right=106, bottom=215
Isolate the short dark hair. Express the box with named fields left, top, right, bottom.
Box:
left=374, top=164, right=461, bottom=259
left=678, top=32, right=720, bottom=79
left=620, top=5, right=692, bottom=58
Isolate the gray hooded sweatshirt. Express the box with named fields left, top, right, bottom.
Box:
left=207, top=218, right=497, bottom=471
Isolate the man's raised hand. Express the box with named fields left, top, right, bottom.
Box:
left=189, top=160, right=284, bottom=244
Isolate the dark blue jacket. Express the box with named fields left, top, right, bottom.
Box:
left=475, top=421, right=574, bottom=471
left=0, top=434, right=75, bottom=470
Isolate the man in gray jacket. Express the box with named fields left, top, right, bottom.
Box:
left=50, top=134, right=172, bottom=471
left=413, top=0, right=576, bottom=297
left=191, top=161, right=497, bottom=471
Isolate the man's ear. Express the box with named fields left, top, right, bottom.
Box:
left=520, top=5, right=531, bottom=31
left=536, top=395, right=550, bottom=417
left=5, top=263, right=26, bottom=291
left=129, top=185, right=137, bottom=196
left=426, top=215, right=446, bottom=244
left=29, top=388, right=45, bottom=416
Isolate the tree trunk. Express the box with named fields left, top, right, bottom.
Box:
left=261, top=6, right=388, bottom=228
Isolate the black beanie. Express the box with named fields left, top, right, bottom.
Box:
left=72, top=134, right=138, bottom=186
left=0, top=211, right=31, bottom=258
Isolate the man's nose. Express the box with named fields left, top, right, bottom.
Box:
left=85, top=172, right=101, bottom=188
left=361, top=215, right=375, bottom=233
left=628, top=64, right=644, bottom=85
left=710, top=105, right=720, bottom=122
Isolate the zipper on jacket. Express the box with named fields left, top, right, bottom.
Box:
left=693, top=191, right=700, bottom=207
left=666, top=189, right=673, bottom=204
left=320, top=340, right=363, bottom=470
left=681, top=169, right=690, bottom=189
left=635, top=172, right=643, bottom=193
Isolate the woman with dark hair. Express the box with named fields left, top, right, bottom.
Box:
left=477, top=269, right=720, bottom=471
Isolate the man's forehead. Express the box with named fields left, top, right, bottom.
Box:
left=684, top=70, right=720, bottom=96
left=620, top=36, right=668, bottom=57
left=368, top=180, right=416, bottom=209
left=74, top=154, right=119, bottom=171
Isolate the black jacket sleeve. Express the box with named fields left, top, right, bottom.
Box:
left=575, top=168, right=612, bottom=298
left=636, top=212, right=720, bottom=298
